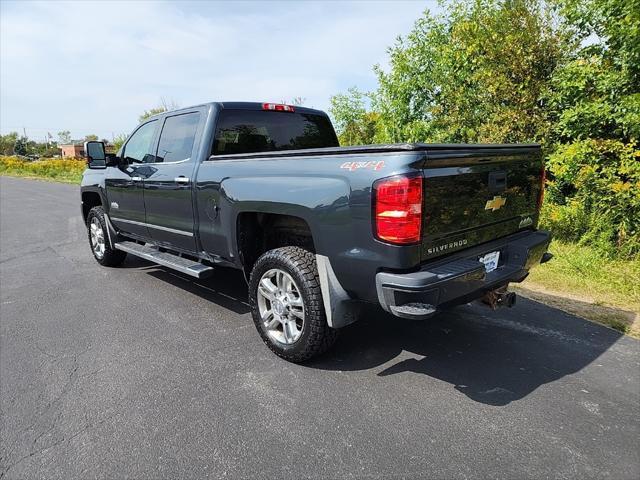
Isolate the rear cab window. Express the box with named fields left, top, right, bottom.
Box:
left=212, top=109, right=338, bottom=155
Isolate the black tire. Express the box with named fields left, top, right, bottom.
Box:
left=249, top=246, right=338, bottom=362
left=86, top=206, right=127, bottom=267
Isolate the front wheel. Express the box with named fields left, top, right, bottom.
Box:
left=86, top=206, right=127, bottom=267
left=249, top=247, right=337, bottom=362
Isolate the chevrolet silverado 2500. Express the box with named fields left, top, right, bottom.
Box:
left=81, top=101, right=551, bottom=362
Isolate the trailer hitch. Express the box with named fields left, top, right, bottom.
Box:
left=481, top=285, right=516, bottom=310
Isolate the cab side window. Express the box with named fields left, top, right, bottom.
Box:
left=155, top=112, right=200, bottom=163
left=123, top=120, right=158, bottom=163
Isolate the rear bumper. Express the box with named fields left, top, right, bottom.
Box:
left=375, top=230, right=551, bottom=319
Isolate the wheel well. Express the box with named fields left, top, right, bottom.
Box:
left=236, top=213, right=315, bottom=274
left=82, top=191, right=102, bottom=223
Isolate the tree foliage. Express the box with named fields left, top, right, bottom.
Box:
left=13, top=136, right=28, bottom=156
left=1, top=132, right=59, bottom=158
left=328, top=0, right=639, bottom=257
left=0, top=132, right=19, bottom=156
left=370, top=0, right=572, bottom=144
left=138, top=107, right=167, bottom=123
left=57, top=130, right=72, bottom=144
left=541, top=0, right=640, bottom=257
left=280, top=96, right=306, bottom=106
left=112, top=133, right=128, bottom=151
left=329, top=87, right=379, bottom=145
left=138, top=98, right=179, bottom=123
left=559, top=0, right=639, bottom=89
left=543, top=139, right=639, bottom=257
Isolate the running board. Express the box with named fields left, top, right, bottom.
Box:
left=114, top=241, right=214, bottom=279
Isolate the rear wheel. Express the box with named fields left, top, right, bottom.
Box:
left=249, top=247, right=337, bottom=362
left=86, top=206, right=126, bottom=267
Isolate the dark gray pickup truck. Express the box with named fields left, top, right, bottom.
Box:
left=81, top=101, right=551, bottom=361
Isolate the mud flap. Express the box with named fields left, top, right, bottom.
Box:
left=103, top=212, right=117, bottom=249
left=316, top=254, right=360, bottom=328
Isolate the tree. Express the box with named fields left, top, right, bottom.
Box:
left=279, top=97, right=306, bottom=106
left=138, top=107, right=167, bottom=123
left=559, top=0, right=639, bottom=91
left=329, top=87, right=379, bottom=145
left=0, top=132, right=18, bottom=155
left=112, top=133, right=128, bottom=151
left=547, top=0, right=639, bottom=144
left=541, top=0, right=640, bottom=257
left=138, top=98, right=179, bottom=123
left=57, top=130, right=72, bottom=144
left=371, top=0, right=572, bottom=144
left=84, top=134, right=99, bottom=141
left=13, top=136, right=28, bottom=156
left=39, top=145, right=60, bottom=157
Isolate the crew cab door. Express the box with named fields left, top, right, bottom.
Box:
left=106, top=119, right=159, bottom=238
left=142, top=111, right=202, bottom=252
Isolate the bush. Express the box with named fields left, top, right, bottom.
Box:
left=0, top=156, right=86, bottom=183
left=541, top=139, right=640, bottom=258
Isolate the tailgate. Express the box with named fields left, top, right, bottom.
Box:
left=421, top=146, right=543, bottom=261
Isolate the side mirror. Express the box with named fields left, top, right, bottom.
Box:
left=85, top=141, right=106, bottom=169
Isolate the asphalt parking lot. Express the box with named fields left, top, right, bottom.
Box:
left=1, top=176, right=638, bottom=479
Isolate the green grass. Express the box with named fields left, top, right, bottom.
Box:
left=515, top=240, right=640, bottom=337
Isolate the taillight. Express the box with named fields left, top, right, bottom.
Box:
left=262, top=103, right=295, bottom=112
left=373, top=175, right=423, bottom=245
left=537, top=164, right=546, bottom=211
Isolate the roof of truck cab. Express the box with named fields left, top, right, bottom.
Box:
left=145, top=101, right=329, bottom=121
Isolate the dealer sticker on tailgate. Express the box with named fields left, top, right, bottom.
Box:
left=479, top=251, right=500, bottom=273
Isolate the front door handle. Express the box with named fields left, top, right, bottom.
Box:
left=174, top=176, right=190, bottom=184
left=131, top=176, right=142, bottom=182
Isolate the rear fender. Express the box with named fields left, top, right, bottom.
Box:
left=221, top=175, right=351, bottom=258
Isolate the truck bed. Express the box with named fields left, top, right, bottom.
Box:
left=209, top=142, right=544, bottom=264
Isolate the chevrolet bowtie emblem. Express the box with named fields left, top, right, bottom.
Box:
left=485, top=195, right=507, bottom=211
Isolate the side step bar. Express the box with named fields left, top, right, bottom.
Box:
left=114, top=241, right=214, bottom=279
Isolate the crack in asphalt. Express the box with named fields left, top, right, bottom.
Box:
left=0, top=346, right=93, bottom=478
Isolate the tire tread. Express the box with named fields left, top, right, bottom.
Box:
left=249, top=246, right=337, bottom=362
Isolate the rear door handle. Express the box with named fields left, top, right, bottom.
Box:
left=174, top=176, right=190, bottom=184
left=131, top=176, right=142, bottom=182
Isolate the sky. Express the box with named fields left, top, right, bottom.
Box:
left=0, top=0, right=437, bottom=142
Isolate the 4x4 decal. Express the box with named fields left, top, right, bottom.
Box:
left=340, top=160, right=385, bottom=171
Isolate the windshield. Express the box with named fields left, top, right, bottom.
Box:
left=212, top=109, right=338, bottom=155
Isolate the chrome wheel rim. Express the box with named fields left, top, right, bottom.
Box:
left=256, top=268, right=304, bottom=345
left=89, top=217, right=106, bottom=259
